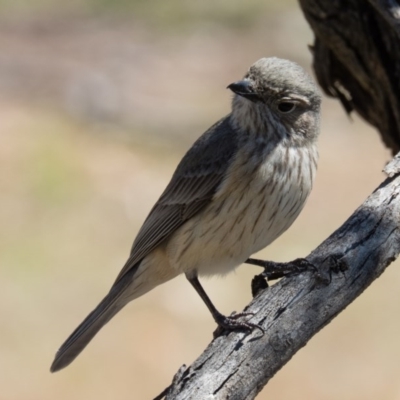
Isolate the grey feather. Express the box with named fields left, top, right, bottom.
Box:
left=115, top=116, right=238, bottom=282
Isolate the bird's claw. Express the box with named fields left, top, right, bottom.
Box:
left=212, top=311, right=264, bottom=338
left=249, top=257, right=321, bottom=296
left=261, top=257, right=317, bottom=281
left=251, top=274, right=269, bottom=297
left=313, top=254, right=349, bottom=287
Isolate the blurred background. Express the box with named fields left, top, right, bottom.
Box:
left=1, top=1, right=399, bottom=399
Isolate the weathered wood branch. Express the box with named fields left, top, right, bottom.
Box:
left=299, top=0, right=400, bottom=153
left=157, top=155, right=400, bottom=399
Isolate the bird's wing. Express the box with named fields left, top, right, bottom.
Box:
left=114, top=116, right=238, bottom=282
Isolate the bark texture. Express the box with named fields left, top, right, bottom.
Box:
left=299, top=0, right=400, bottom=153
left=157, top=155, right=400, bottom=399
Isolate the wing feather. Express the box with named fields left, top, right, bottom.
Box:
left=114, top=116, right=238, bottom=282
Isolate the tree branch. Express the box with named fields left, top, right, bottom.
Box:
left=299, top=0, right=400, bottom=153
left=157, top=155, right=400, bottom=399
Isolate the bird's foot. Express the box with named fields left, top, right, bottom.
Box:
left=247, top=257, right=320, bottom=296
left=313, top=254, right=349, bottom=286
left=247, top=257, right=317, bottom=280
left=267, top=258, right=317, bottom=280
left=212, top=310, right=264, bottom=338
left=248, top=255, right=349, bottom=296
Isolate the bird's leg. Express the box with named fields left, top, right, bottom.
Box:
left=185, top=274, right=264, bottom=337
left=246, top=257, right=317, bottom=281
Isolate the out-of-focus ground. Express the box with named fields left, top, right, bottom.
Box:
left=1, top=1, right=399, bottom=399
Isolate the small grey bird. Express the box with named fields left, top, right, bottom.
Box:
left=50, top=57, right=321, bottom=372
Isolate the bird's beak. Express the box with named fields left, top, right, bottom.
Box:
left=227, top=80, right=261, bottom=103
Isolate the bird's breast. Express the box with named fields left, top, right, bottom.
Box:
left=167, top=142, right=318, bottom=277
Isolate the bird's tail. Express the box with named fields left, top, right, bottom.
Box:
left=50, top=271, right=135, bottom=373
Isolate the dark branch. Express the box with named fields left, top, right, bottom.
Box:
left=156, top=154, right=400, bottom=399
left=299, top=0, right=400, bottom=154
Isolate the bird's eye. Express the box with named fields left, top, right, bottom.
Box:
left=277, top=102, right=296, bottom=113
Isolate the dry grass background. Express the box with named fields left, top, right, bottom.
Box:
left=1, top=1, right=400, bottom=399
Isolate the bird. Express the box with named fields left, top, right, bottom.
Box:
left=50, top=57, right=321, bottom=373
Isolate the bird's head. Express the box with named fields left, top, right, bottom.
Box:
left=228, top=57, right=322, bottom=145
